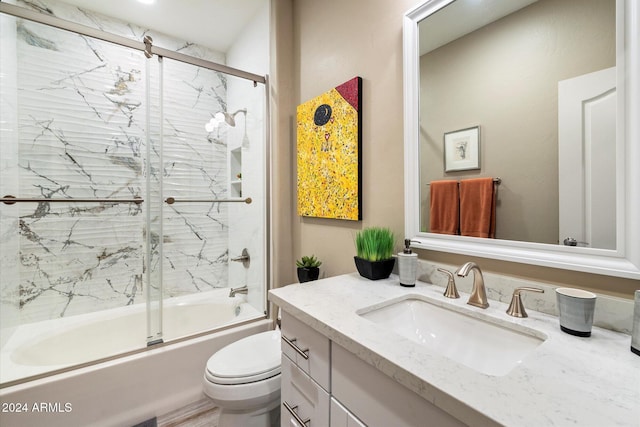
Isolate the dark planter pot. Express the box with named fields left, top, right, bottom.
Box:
left=297, top=267, right=320, bottom=283
left=354, top=256, right=396, bottom=280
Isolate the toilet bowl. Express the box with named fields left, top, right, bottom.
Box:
left=203, top=329, right=282, bottom=427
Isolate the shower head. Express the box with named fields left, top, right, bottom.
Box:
left=221, top=109, right=247, bottom=127
left=205, top=109, right=247, bottom=132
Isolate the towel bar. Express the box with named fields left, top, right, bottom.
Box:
left=427, top=177, right=501, bottom=185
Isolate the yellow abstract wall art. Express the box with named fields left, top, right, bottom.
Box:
left=296, top=77, right=362, bottom=220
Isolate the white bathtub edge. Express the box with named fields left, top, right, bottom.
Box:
left=0, top=319, right=271, bottom=427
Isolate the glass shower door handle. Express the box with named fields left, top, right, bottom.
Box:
left=1, top=195, right=143, bottom=205
left=164, top=197, right=251, bottom=204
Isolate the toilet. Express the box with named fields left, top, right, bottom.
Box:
left=203, top=329, right=282, bottom=427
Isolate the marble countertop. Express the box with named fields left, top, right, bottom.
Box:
left=269, top=273, right=640, bottom=427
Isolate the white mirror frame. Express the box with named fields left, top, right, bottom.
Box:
left=403, top=0, right=640, bottom=279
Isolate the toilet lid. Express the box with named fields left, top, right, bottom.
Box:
left=206, top=330, right=281, bottom=385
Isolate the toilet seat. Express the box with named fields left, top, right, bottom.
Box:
left=205, top=330, right=281, bottom=385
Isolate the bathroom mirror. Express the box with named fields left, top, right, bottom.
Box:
left=403, top=0, right=640, bottom=278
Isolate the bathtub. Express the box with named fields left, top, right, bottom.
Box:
left=0, top=289, right=270, bottom=427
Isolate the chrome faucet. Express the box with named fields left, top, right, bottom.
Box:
left=229, top=285, right=248, bottom=297
left=455, top=262, right=489, bottom=309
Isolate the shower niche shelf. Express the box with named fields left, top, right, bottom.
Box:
left=230, top=147, right=242, bottom=197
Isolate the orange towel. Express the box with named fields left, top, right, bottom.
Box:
left=459, top=177, right=497, bottom=238
left=429, top=180, right=459, bottom=235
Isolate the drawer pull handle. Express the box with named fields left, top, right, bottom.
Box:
left=283, top=401, right=311, bottom=426
left=282, top=335, right=310, bottom=360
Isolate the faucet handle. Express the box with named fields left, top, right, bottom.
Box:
left=437, top=268, right=460, bottom=299
left=506, top=287, right=544, bottom=318
left=231, top=248, right=250, bottom=268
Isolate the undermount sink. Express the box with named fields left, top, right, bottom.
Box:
left=358, top=296, right=546, bottom=376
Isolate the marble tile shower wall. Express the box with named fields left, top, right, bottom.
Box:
left=0, top=0, right=233, bottom=328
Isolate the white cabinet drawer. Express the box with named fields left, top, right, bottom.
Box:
left=281, top=311, right=330, bottom=390
left=281, top=354, right=330, bottom=427
left=330, top=397, right=367, bottom=427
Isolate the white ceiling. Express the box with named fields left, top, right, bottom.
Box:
left=58, top=0, right=265, bottom=52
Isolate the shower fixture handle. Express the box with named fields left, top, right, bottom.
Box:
left=231, top=248, right=250, bottom=268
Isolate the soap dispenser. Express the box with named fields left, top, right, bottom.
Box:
left=398, top=239, right=418, bottom=287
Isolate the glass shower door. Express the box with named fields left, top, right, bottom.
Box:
left=156, top=58, right=267, bottom=341
left=0, top=16, right=149, bottom=383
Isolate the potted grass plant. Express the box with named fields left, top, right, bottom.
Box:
left=296, top=255, right=322, bottom=283
left=354, top=227, right=396, bottom=280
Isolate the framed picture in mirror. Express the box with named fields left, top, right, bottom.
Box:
left=444, top=126, right=480, bottom=172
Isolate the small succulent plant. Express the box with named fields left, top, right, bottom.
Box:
left=296, top=255, right=322, bottom=268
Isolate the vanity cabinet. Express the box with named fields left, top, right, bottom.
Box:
left=280, top=310, right=465, bottom=427
left=280, top=311, right=331, bottom=426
